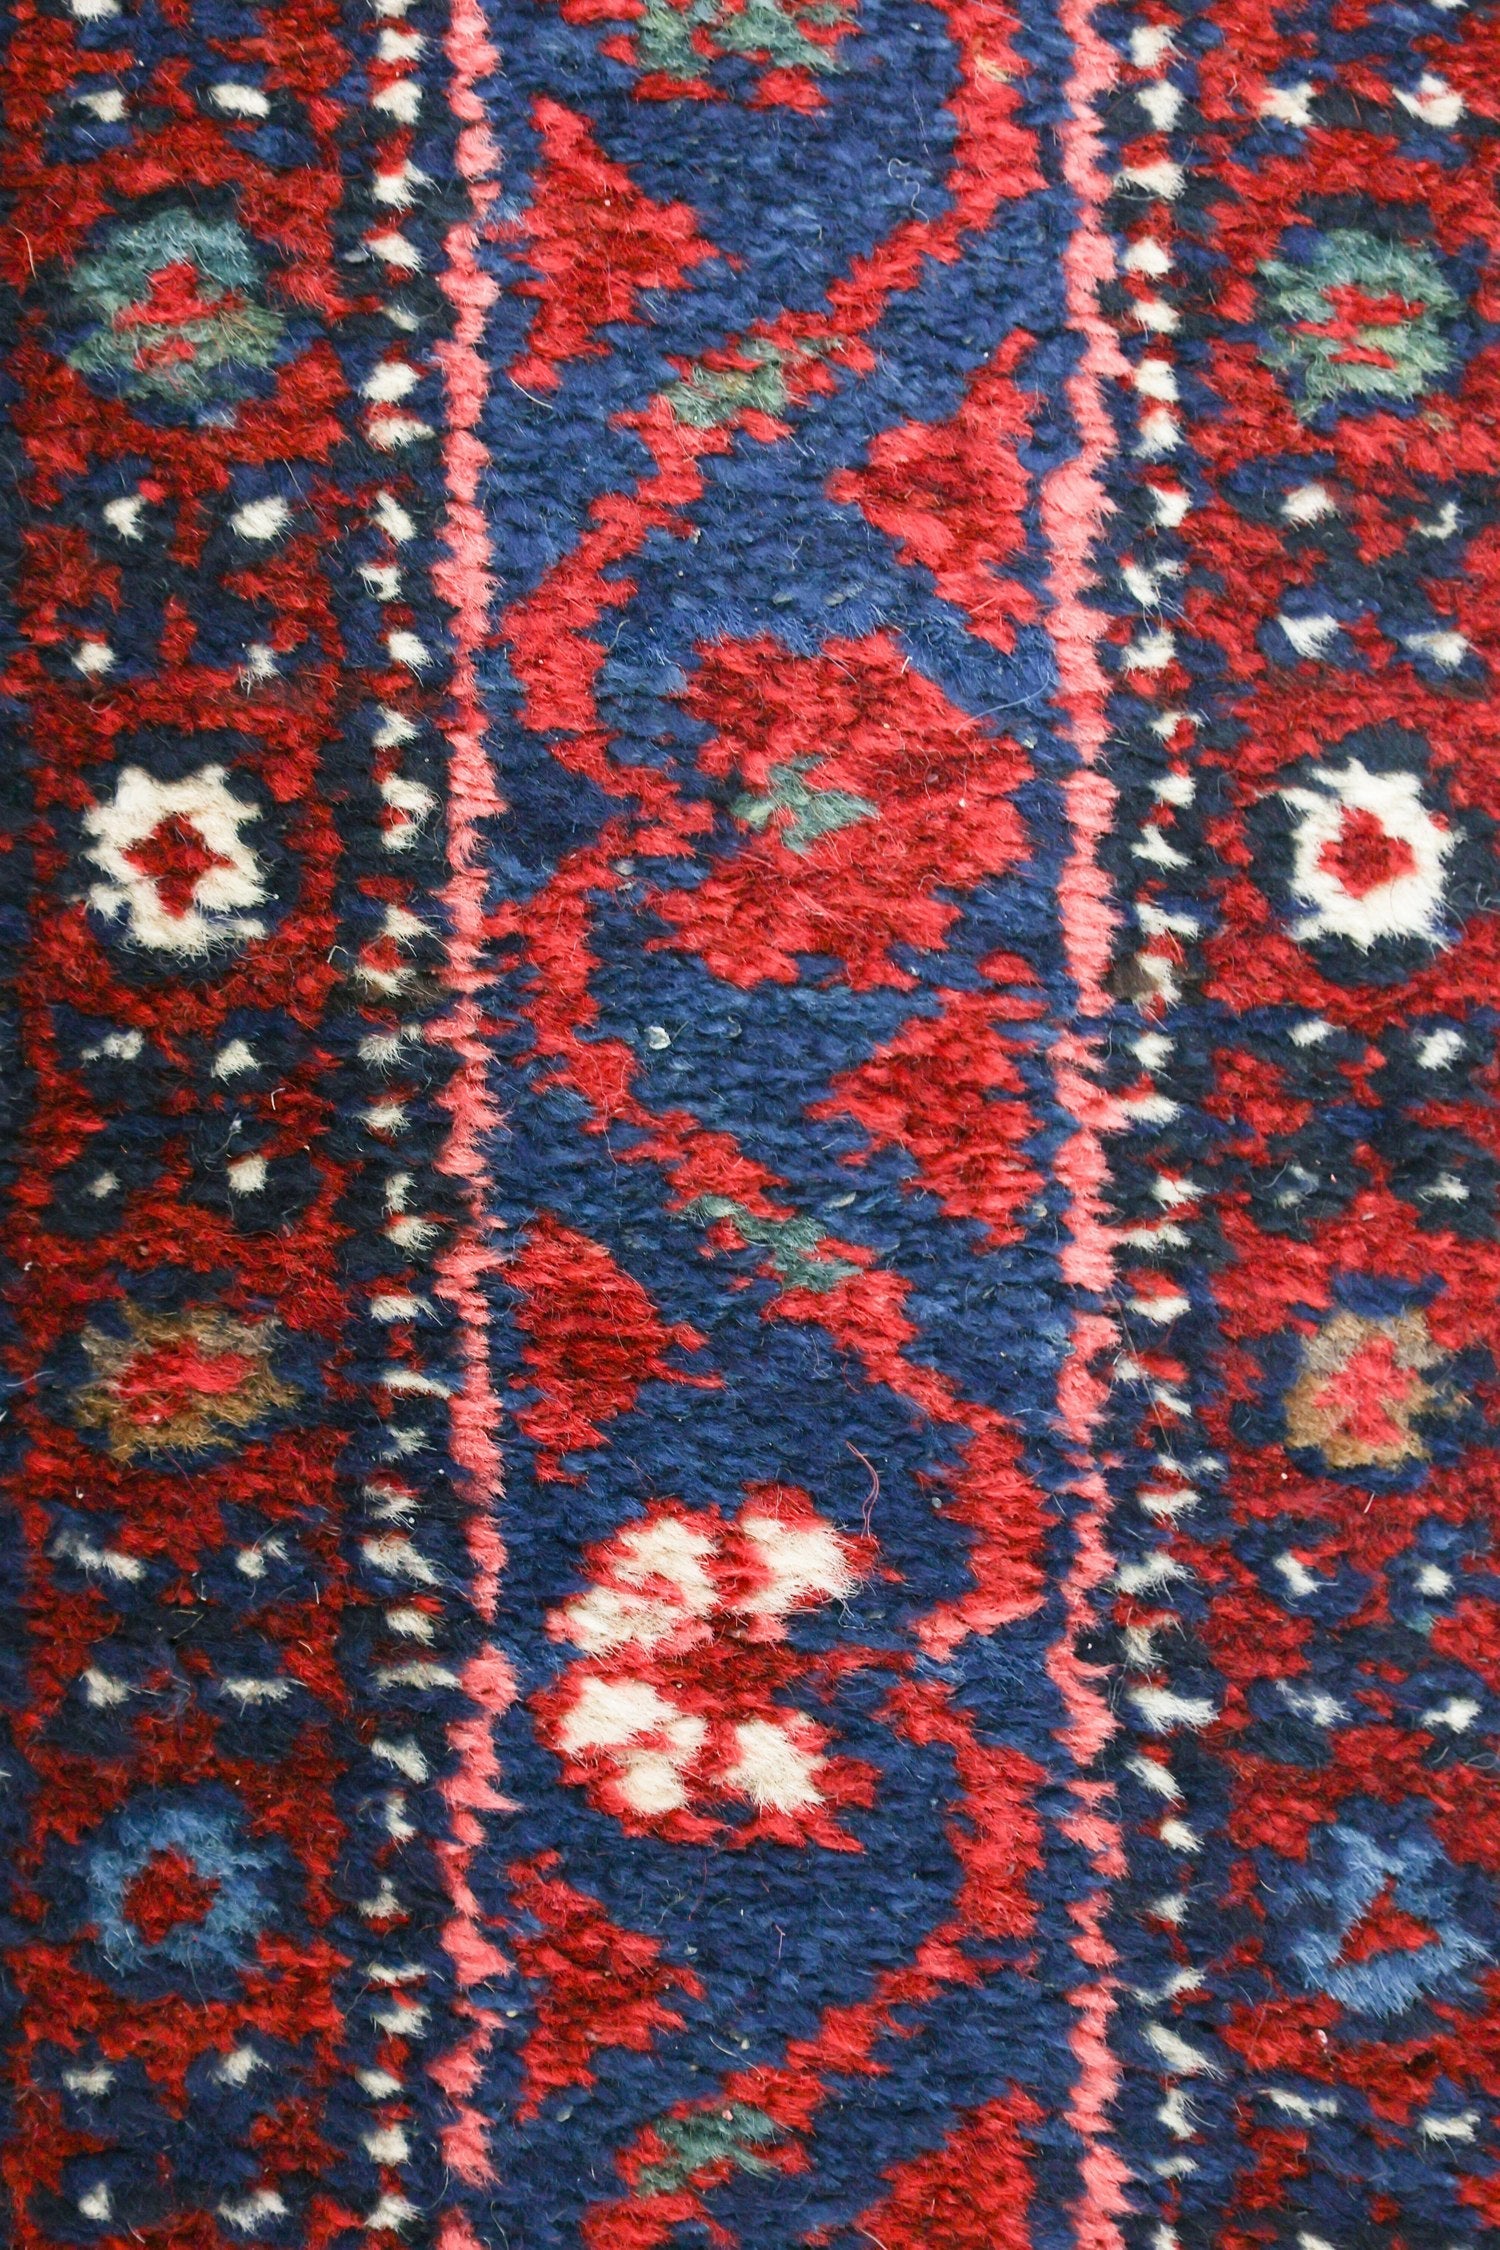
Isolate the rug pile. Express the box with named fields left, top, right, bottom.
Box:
left=1, top=0, right=1496, bottom=2243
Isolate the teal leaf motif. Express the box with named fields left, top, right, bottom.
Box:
left=687, top=1195, right=860, bottom=1293
left=731, top=757, right=878, bottom=856
left=637, top=2104, right=785, bottom=2195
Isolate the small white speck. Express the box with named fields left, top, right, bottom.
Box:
left=210, top=82, right=271, bottom=118
left=1124, top=237, right=1172, bottom=278
left=375, top=491, right=416, bottom=544
left=1129, top=24, right=1175, bottom=65
left=221, top=1675, right=293, bottom=1705
left=373, top=80, right=422, bottom=123
left=363, top=359, right=419, bottom=403
left=231, top=496, right=290, bottom=541
left=1416, top=1027, right=1463, bottom=1068
left=1134, top=356, right=1178, bottom=403
left=363, top=2125, right=411, bottom=2164
left=1276, top=1552, right=1321, bottom=1598
left=1261, top=81, right=1316, bottom=127
left=1123, top=628, right=1176, bottom=673
left=368, top=412, right=434, bottom=450
left=64, top=2065, right=116, bottom=2095
left=1404, top=626, right=1469, bottom=669
left=1136, top=81, right=1182, bottom=131
left=1422, top=1695, right=1479, bottom=1730
left=214, top=1039, right=258, bottom=1079
left=1397, top=72, right=1464, bottom=127
left=102, top=494, right=145, bottom=538
left=83, top=1028, right=143, bottom=1062
left=219, top=2188, right=289, bottom=2231
left=1279, top=611, right=1340, bottom=659
left=1282, top=481, right=1335, bottom=523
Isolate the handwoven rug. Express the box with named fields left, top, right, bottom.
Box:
left=2, top=0, right=1498, bottom=2243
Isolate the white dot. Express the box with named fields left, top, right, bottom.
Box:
left=363, top=359, right=419, bottom=403
left=63, top=2066, right=115, bottom=2095
left=231, top=496, right=290, bottom=541
left=375, top=491, right=416, bottom=543
left=213, top=1038, right=258, bottom=1079
left=102, top=495, right=144, bottom=538
left=210, top=82, right=271, bottom=118
left=1282, top=482, right=1335, bottom=523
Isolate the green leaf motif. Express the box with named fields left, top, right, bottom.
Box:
left=688, top=1196, right=860, bottom=1293
left=731, top=757, right=877, bottom=856
left=670, top=337, right=840, bottom=430
left=637, top=2103, right=785, bottom=2195
left=636, top=0, right=849, bottom=80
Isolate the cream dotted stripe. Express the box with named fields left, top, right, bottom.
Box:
left=331, top=0, right=486, bottom=2235
left=1095, top=7, right=1234, bottom=2225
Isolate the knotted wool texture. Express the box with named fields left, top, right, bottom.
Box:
left=2, top=0, right=1499, bottom=2245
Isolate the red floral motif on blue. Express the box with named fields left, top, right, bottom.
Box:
left=1, top=0, right=1497, bottom=2244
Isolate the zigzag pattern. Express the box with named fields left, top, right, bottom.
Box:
left=463, top=0, right=1125, bottom=2235
left=2, top=0, right=1498, bottom=2243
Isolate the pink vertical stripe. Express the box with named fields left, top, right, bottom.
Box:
left=1042, top=1, right=1132, bottom=2241
left=434, top=0, right=512, bottom=2198
left=435, top=0, right=505, bottom=1620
